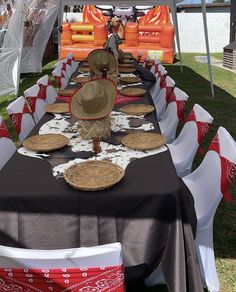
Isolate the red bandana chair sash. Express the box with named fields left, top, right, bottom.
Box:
left=186, top=109, right=211, bottom=155
left=62, top=63, right=67, bottom=72
left=160, top=78, right=174, bottom=102
left=0, top=265, right=125, bottom=292
left=159, top=75, right=167, bottom=89
left=9, top=104, right=31, bottom=135
left=37, top=81, right=52, bottom=100
left=167, top=93, right=186, bottom=124
left=208, top=134, right=236, bottom=201
left=67, top=59, right=72, bottom=66
left=55, top=72, right=65, bottom=89
left=144, top=58, right=150, bottom=69
left=0, top=120, right=10, bottom=138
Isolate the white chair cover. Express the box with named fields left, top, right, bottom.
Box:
left=0, top=242, right=122, bottom=268
left=24, top=85, right=46, bottom=124
left=183, top=127, right=236, bottom=292
left=7, top=96, right=35, bottom=143
left=159, top=88, right=189, bottom=143
left=150, top=67, right=167, bottom=98
left=55, top=58, right=73, bottom=78
left=52, top=67, right=69, bottom=90
left=0, top=116, right=16, bottom=170
left=36, top=75, right=57, bottom=104
left=67, top=53, right=78, bottom=72
left=167, top=104, right=214, bottom=177
left=153, top=76, right=175, bottom=121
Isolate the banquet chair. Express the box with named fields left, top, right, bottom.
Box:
left=167, top=104, right=214, bottom=177
left=150, top=67, right=168, bottom=98
left=0, top=242, right=125, bottom=292
left=66, top=53, right=78, bottom=73
left=153, top=76, right=175, bottom=121
left=7, top=96, right=36, bottom=143
left=150, top=63, right=166, bottom=75
left=143, top=55, right=150, bottom=69
left=24, top=84, right=47, bottom=124
left=56, top=59, right=73, bottom=78
left=159, top=87, right=189, bottom=143
left=182, top=127, right=236, bottom=292
left=52, top=66, right=69, bottom=90
left=137, top=51, right=143, bottom=63
left=36, top=74, right=57, bottom=104
left=0, top=116, right=16, bottom=170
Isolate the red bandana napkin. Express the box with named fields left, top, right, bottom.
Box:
left=0, top=265, right=125, bottom=292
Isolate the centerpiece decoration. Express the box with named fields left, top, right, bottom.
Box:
left=70, top=78, right=116, bottom=140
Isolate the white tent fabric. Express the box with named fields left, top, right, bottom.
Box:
left=0, top=0, right=26, bottom=96
left=0, top=0, right=214, bottom=97
left=20, top=0, right=58, bottom=73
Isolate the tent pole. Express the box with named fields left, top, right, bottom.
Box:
left=15, top=0, right=27, bottom=95
left=58, top=0, right=62, bottom=60
left=201, top=0, right=215, bottom=98
left=171, top=2, right=183, bottom=73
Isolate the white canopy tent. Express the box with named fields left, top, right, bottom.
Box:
left=0, top=0, right=215, bottom=97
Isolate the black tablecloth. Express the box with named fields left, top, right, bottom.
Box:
left=0, top=78, right=203, bottom=292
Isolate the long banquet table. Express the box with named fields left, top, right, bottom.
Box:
left=0, top=71, right=203, bottom=292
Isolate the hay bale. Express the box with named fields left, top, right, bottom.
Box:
left=79, top=115, right=111, bottom=140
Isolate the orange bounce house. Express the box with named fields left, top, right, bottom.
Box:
left=60, top=5, right=175, bottom=63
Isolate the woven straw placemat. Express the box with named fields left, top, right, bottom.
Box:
left=119, top=67, right=136, bottom=73
left=23, top=134, right=69, bottom=152
left=120, top=104, right=154, bottom=116
left=64, top=160, right=125, bottom=191
left=121, top=132, right=166, bottom=150
left=118, top=63, right=135, bottom=68
left=119, top=87, right=146, bottom=97
left=119, top=76, right=141, bottom=84
left=58, top=88, right=77, bottom=97
left=79, top=66, right=90, bottom=73
left=72, top=76, right=90, bottom=84
left=123, top=58, right=133, bottom=64
left=44, top=103, right=69, bottom=114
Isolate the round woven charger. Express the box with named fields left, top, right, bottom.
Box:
left=119, top=76, right=141, bottom=84
left=44, top=103, right=69, bottom=114
left=119, top=87, right=146, bottom=97
left=64, top=160, right=125, bottom=191
left=58, top=88, right=77, bottom=97
left=72, top=76, right=90, bottom=84
left=23, top=134, right=69, bottom=152
left=79, top=66, right=90, bottom=73
left=120, top=104, right=154, bottom=116
left=119, top=67, right=136, bottom=73
left=121, top=132, right=166, bottom=151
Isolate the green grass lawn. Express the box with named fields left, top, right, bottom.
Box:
left=0, top=53, right=235, bottom=292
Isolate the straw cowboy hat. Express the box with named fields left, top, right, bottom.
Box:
left=88, top=49, right=116, bottom=76
left=70, top=79, right=116, bottom=120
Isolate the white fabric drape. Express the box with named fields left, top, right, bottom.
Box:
left=20, top=0, right=58, bottom=73
left=0, top=0, right=26, bottom=96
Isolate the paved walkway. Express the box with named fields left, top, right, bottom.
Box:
left=194, top=55, right=236, bottom=74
